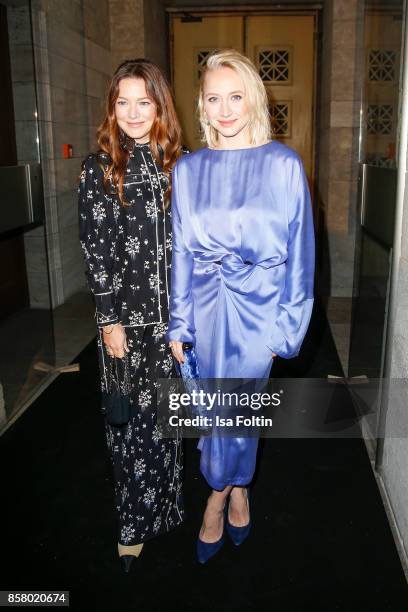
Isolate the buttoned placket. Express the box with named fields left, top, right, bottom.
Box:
left=119, top=145, right=169, bottom=328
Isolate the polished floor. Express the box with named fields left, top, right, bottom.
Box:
left=0, top=289, right=94, bottom=428
left=0, top=301, right=407, bottom=611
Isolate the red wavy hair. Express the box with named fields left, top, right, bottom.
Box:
left=97, top=59, right=183, bottom=207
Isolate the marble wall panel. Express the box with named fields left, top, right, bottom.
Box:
left=87, top=126, right=99, bottom=152
left=328, top=155, right=359, bottom=182
left=38, top=121, right=56, bottom=171
left=42, top=191, right=59, bottom=236
left=6, top=4, right=31, bottom=46
left=12, top=82, right=37, bottom=121
left=42, top=0, right=84, bottom=36
left=330, top=101, right=359, bottom=128
left=391, top=260, right=408, bottom=369
left=33, top=45, right=50, bottom=84
left=143, top=0, right=167, bottom=74
left=327, top=180, right=357, bottom=232
left=166, top=0, right=322, bottom=5
left=56, top=190, right=78, bottom=232
left=60, top=223, right=86, bottom=300
left=317, top=0, right=362, bottom=298
left=319, top=128, right=331, bottom=155
left=330, top=45, right=357, bottom=102
left=332, top=0, right=358, bottom=21
left=4, top=1, right=112, bottom=316
left=319, top=102, right=331, bottom=130
left=83, top=67, right=110, bottom=99
left=329, top=127, right=354, bottom=160
left=34, top=82, right=52, bottom=121
left=317, top=153, right=329, bottom=184
left=23, top=227, right=53, bottom=309
left=332, top=20, right=357, bottom=50
left=48, top=52, right=87, bottom=93
left=83, top=0, right=110, bottom=49
left=84, top=38, right=112, bottom=75
left=54, top=157, right=83, bottom=194
left=46, top=22, right=84, bottom=65
left=14, top=120, right=40, bottom=162
left=9, top=44, right=36, bottom=82
left=50, top=88, right=106, bottom=129
left=109, top=0, right=144, bottom=72
left=327, top=232, right=357, bottom=297
left=87, top=95, right=106, bottom=129
left=42, top=226, right=64, bottom=305
left=31, top=1, right=112, bottom=305
left=51, top=87, right=88, bottom=126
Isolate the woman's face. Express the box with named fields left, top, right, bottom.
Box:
left=203, top=66, right=250, bottom=147
left=115, top=77, right=157, bottom=143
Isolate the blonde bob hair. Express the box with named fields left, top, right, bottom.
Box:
left=197, top=49, right=272, bottom=148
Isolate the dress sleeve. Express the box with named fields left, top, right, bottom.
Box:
left=267, top=156, right=315, bottom=358
left=78, top=154, right=119, bottom=327
left=166, top=162, right=196, bottom=343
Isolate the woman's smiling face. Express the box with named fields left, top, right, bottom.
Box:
left=115, top=77, right=157, bottom=143
left=203, top=66, right=250, bottom=147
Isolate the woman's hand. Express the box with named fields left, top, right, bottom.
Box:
left=169, top=340, right=185, bottom=364
left=272, top=352, right=277, bottom=359
left=102, top=323, right=129, bottom=358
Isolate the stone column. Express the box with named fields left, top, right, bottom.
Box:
left=318, top=0, right=363, bottom=298
left=109, top=0, right=144, bottom=73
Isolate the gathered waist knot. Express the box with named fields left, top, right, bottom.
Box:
left=192, top=253, right=285, bottom=296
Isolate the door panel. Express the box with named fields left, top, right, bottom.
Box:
left=246, top=16, right=315, bottom=180
left=172, top=13, right=316, bottom=186
left=172, top=15, right=244, bottom=151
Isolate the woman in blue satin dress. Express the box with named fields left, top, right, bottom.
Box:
left=167, top=49, right=315, bottom=563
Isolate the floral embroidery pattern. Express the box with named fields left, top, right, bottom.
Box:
left=79, top=142, right=188, bottom=544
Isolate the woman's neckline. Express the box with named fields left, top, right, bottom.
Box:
left=206, top=140, right=274, bottom=153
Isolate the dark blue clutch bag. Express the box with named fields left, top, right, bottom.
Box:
left=101, top=355, right=131, bottom=427
left=174, top=343, right=210, bottom=431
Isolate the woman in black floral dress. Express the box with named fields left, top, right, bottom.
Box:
left=78, top=59, right=186, bottom=572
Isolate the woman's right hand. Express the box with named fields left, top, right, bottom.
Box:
left=169, top=340, right=185, bottom=364
left=102, top=323, right=129, bottom=358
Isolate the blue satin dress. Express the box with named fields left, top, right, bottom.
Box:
left=166, top=140, right=315, bottom=490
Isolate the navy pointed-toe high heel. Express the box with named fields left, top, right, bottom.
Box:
left=119, top=554, right=136, bottom=573
left=197, top=533, right=224, bottom=564
left=226, top=488, right=251, bottom=546
left=197, top=506, right=226, bottom=564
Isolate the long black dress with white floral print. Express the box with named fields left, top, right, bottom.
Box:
left=78, top=139, right=184, bottom=544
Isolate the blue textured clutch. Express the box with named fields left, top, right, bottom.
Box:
left=174, top=343, right=210, bottom=431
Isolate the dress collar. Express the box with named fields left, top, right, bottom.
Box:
left=119, top=129, right=150, bottom=153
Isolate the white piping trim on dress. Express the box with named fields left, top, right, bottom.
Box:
left=148, top=154, right=181, bottom=526
left=150, top=154, right=170, bottom=308
left=141, top=150, right=163, bottom=324
left=165, top=420, right=183, bottom=527
left=99, top=327, right=109, bottom=391
left=121, top=320, right=161, bottom=328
